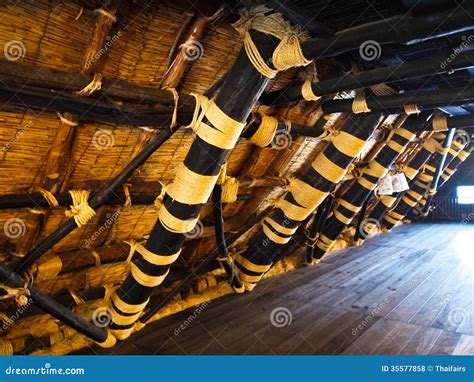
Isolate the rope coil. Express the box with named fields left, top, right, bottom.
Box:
left=65, top=190, right=96, bottom=227
left=432, top=114, right=448, bottom=131
left=352, top=90, right=371, bottom=114
left=125, top=240, right=181, bottom=266
left=404, top=104, right=420, bottom=115
left=232, top=5, right=312, bottom=78
left=222, top=177, right=240, bottom=203
left=250, top=114, right=279, bottom=147
left=187, top=93, right=246, bottom=149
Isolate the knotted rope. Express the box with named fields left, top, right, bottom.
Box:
left=57, top=113, right=79, bottom=126
left=232, top=5, right=311, bottom=79
left=65, top=190, right=96, bottom=227
left=0, top=276, right=31, bottom=306
left=153, top=182, right=168, bottom=209
left=94, top=8, right=117, bottom=22
left=164, top=87, right=179, bottom=128
left=35, top=187, right=59, bottom=208
left=122, top=183, right=132, bottom=207
left=217, top=163, right=240, bottom=203
left=75, top=73, right=103, bottom=97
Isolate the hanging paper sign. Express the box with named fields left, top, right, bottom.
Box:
left=392, top=172, right=409, bottom=192
left=378, top=175, right=394, bottom=195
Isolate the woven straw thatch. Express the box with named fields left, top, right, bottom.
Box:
left=0, top=0, right=431, bottom=355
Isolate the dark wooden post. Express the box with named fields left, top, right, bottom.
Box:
left=108, top=28, right=281, bottom=339
left=311, top=114, right=430, bottom=259
left=233, top=112, right=384, bottom=291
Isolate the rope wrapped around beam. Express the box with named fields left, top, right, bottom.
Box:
left=106, top=7, right=311, bottom=340
left=382, top=130, right=456, bottom=229
left=359, top=132, right=447, bottom=239
left=233, top=112, right=384, bottom=291
left=233, top=5, right=312, bottom=79
left=414, top=141, right=470, bottom=216
left=311, top=114, right=427, bottom=259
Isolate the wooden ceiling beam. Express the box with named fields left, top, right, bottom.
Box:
left=0, top=61, right=195, bottom=107
left=300, top=5, right=474, bottom=60
left=322, top=86, right=474, bottom=114
left=82, top=0, right=121, bottom=74
left=261, top=52, right=474, bottom=105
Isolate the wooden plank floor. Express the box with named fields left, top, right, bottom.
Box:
left=80, top=223, right=474, bottom=355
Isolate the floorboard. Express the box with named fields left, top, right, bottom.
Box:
left=77, top=223, right=473, bottom=355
